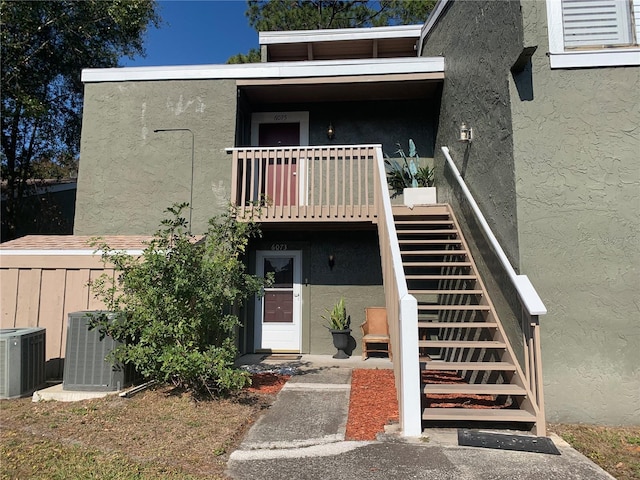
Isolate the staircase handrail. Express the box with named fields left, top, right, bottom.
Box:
left=373, top=146, right=422, bottom=437
left=441, top=146, right=547, bottom=317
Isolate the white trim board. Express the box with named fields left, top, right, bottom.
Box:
left=260, top=24, right=422, bottom=45
left=81, top=57, right=444, bottom=83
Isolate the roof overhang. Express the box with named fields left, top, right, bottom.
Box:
left=260, top=24, right=423, bottom=61
left=81, top=57, right=444, bottom=83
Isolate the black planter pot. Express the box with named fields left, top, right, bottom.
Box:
left=330, top=329, right=351, bottom=359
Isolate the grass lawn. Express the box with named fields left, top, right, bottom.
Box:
left=1, top=384, right=638, bottom=480
left=0, top=385, right=272, bottom=480
left=550, top=423, right=640, bottom=480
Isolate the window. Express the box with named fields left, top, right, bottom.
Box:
left=547, top=0, right=640, bottom=68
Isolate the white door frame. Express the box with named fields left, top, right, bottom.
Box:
left=251, top=112, right=309, bottom=206
left=254, top=250, right=302, bottom=352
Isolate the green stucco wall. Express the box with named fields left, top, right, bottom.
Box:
left=75, top=79, right=237, bottom=235
left=245, top=229, right=385, bottom=356
left=423, top=0, right=639, bottom=425
left=513, top=1, right=640, bottom=425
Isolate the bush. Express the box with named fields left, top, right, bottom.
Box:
left=90, top=203, right=269, bottom=396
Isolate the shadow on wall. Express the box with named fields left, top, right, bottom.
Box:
left=511, top=47, right=537, bottom=102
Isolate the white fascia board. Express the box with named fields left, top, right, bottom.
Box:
left=418, top=0, right=451, bottom=53
left=81, top=57, right=444, bottom=83
left=260, top=24, right=423, bottom=45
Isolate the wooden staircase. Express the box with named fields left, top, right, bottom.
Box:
left=393, top=204, right=541, bottom=431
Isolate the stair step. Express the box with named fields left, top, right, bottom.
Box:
left=418, top=321, right=497, bottom=328
left=420, top=361, right=516, bottom=371
left=410, top=290, right=483, bottom=295
left=422, top=408, right=536, bottom=422
left=406, top=274, right=476, bottom=280
left=403, top=262, right=472, bottom=267
left=417, top=305, right=491, bottom=311
left=419, top=340, right=506, bottom=348
left=394, top=220, right=454, bottom=226
left=399, top=239, right=462, bottom=245
left=401, top=250, right=467, bottom=256
left=423, top=384, right=526, bottom=395
left=396, top=229, right=458, bottom=235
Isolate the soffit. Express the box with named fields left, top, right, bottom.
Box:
left=266, top=37, right=419, bottom=62
left=237, top=73, right=442, bottom=103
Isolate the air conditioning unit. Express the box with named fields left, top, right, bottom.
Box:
left=0, top=328, right=46, bottom=399
left=63, top=311, right=135, bottom=392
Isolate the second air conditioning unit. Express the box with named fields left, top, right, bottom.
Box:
left=63, top=311, right=135, bottom=392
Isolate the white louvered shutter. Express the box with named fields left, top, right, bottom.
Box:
left=561, top=0, right=636, bottom=48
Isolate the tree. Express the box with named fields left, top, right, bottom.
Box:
left=0, top=1, right=160, bottom=240
left=90, top=204, right=270, bottom=396
left=227, top=48, right=262, bottom=64
left=247, top=0, right=436, bottom=31
left=228, top=0, right=435, bottom=63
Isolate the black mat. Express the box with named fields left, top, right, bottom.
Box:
left=458, top=429, right=561, bottom=455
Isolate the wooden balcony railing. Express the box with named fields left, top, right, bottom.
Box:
left=229, top=145, right=379, bottom=222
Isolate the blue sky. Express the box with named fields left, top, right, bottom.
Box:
left=120, top=0, right=258, bottom=67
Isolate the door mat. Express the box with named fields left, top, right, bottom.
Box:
left=262, top=354, right=302, bottom=361
left=458, top=429, right=560, bottom=455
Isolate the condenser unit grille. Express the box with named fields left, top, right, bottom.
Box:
left=0, top=328, right=46, bottom=399
left=63, top=312, right=134, bottom=392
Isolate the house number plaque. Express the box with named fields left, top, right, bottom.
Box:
left=271, top=244, right=288, bottom=251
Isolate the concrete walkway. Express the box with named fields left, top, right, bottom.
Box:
left=227, top=355, right=614, bottom=480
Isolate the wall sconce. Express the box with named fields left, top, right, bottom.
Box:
left=328, top=254, right=335, bottom=270
left=327, top=122, right=335, bottom=140
left=459, top=122, right=474, bottom=143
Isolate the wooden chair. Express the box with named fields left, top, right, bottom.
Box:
left=361, top=307, right=392, bottom=360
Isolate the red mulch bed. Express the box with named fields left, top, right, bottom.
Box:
left=345, top=369, right=399, bottom=441
left=247, top=373, right=290, bottom=394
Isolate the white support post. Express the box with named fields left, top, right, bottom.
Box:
left=399, top=294, right=422, bottom=437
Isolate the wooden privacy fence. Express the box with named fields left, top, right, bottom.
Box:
left=0, top=236, right=147, bottom=379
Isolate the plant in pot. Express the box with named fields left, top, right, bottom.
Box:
left=384, top=139, right=436, bottom=206
left=323, top=297, right=351, bottom=359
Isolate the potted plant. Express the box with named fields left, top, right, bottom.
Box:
left=384, top=139, right=436, bottom=206
left=323, top=297, right=351, bottom=359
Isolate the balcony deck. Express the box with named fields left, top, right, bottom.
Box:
left=229, top=145, right=380, bottom=223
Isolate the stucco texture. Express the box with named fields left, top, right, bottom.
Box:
left=513, top=1, right=640, bottom=425
left=423, top=0, right=639, bottom=425
left=248, top=229, right=385, bottom=356
left=75, top=79, right=237, bottom=235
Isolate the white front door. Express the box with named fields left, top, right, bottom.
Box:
left=254, top=250, right=302, bottom=352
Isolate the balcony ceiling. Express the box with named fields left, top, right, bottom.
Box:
left=237, top=74, right=442, bottom=103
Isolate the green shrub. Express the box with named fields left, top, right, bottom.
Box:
left=90, top=203, right=269, bottom=396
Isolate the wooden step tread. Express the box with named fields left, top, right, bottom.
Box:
left=397, top=229, right=458, bottom=235
left=399, top=239, right=462, bottom=244
left=410, top=290, right=483, bottom=295
left=419, top=340, right=506, bottom=348
left=420, top=361, right=516, bottom=371
left=407, top=275, right=476, bottom=280
left=417, top=304, right=490, bottom=311
left=403, top=262, right=472, bottom=267
left=423, top=384, right=526, bottom=395
left=418, top=321, right=497, bottom=328
left=394, top=220, right=454, bottom=225
left=401, top=250, right=467, bottom=256
left=400, top=249, right=467, bottom=257
left=422, top=408, right=536, bottom=422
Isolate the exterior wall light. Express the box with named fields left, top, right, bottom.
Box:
left=459, top=122, right=474, bottom=143
left=327, top=122, right=335, bottom=140
left=328, top=254, right=335, bottom=270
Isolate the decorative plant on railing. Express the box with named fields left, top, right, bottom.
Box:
left=384, top=139, right=434, bottom=198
